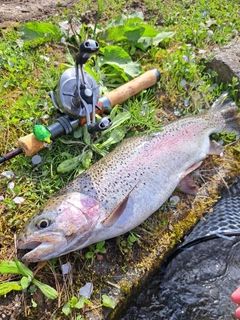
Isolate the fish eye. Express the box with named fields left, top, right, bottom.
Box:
left=36, top=219, right=51, bottom=229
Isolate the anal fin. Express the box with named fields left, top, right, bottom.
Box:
left=209, top=140, right=223, bottom=155
left=177, top=175, right=198, bottom=195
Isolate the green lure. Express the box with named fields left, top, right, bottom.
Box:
left=33, top=125, right=51, bottom=143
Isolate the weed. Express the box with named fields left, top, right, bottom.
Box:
left=117, top=232, right=140, bottom=255
left=62, top=293, right=115, bottom=317
left=85, top=240, right=107, bottom=265
left=0, top=259, right=58, bottom=299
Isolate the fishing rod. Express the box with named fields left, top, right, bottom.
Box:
left=0, top=39, right=160, bottom=163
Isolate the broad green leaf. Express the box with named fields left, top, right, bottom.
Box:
left=99, top=127, right=126, bottom=148
left=14, top=259, right=34, bottom=279
left=91, top=144, right=109, bottom=157
left=96, top=240, right=105, bottom=250
left=136, top=37, right=153, bottom=51
left=73, top=127, right=83, bottom=139
left=32, top=278, right=58, bottom=299
left=85, top=251, right=95, bottom=259
left=101, top=26, right=127, bottom=42
left=102, top=25, right=144, bottom=43
left=62, top=302, right=72, bottom=316
left=75, top=296, right=86, bottom=309
left=141, top=24, right=160, bottom=37
left=152, top=31, right=175, bottom=46
left=100, top=46, right=142, bottom=78
left=124, top=27, right=145, bottom=44
left=57, top=156, right=81, bottom=173
left=102, top=295, right=116, bottom=309
left=21, top=276, right=31, bottom=290
left=19, top=22, right=61, bottom=42
left=0, top=261, right=19, bottom=274
left=0, top=281, right=22, bottom=295
left=137, top=31, right=175, bottom=51
left=69, top=296, right=78, bottom=307
left=100, top=46, right=132, bottom=64
left=99, top=247, right=107, bottom=253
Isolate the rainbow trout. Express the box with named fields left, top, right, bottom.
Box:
left=17, top=93, right=240, bottom=262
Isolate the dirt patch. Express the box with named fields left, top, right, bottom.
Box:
left=0, top=0, right=75, bottom=25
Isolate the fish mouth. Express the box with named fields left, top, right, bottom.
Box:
left=17, top=233, right=68, bottom=263
left=17, top=240, right=43, bottom=250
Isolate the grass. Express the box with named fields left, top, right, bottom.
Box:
left=0, top=0, right=240, bottom=319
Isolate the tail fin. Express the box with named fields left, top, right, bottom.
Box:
left=210, top=92, right=240, bottom=134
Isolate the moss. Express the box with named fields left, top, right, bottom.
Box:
left=119, top=279, right=133, bottom=295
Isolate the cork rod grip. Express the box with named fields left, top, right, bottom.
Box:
left=18, top=133, right=45, bottom=156
left=103, top=69, right=160, bottom=107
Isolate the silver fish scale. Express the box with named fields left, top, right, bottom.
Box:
left=181, top=177, right=240, bottom=247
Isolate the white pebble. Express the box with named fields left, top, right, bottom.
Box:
left=32, top=155, right=42, bottom=165
left=170, top=196, right=180, bottom=205
left=13, top=197, right=25, bottom=204
left=61, top=262, right=72, bottom=275
left=180, top=79, right=187, bottom=88
left=1, top=171, right=15, bottom=179
left=79, top=282, right=93, bottom=299
left=7, top=181, right=15, bottom=190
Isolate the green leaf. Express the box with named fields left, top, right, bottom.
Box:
left=32, top=279, right=58, bottom=299
left=102, top=295, right=116, bottom=309
left=14, top=259, right=34, bottom=279
left=103, top=111, right=131, bottom=133
left=152, top=31, right=175, bottom=46
left=20, top=276, right=31, bottom=290
left=96, top=240, right=105, bottom=250
left=83, top=124, right=92, bottom=145
left=99, top=46, right=142, bottom=78
left=19, top=22, right=61, bottom=46
left=81, top=150, right=93, bottom=169
left=62, top=302, right=72, bottom=316
left=73, top=126, right=83, bottom=139
left=0, top=281, right=22, bottom=295
left=99, top=247, right=107, bottom=253
left=57, top=156, right=80, bottom=173
left=31, top=299, right=38, bottom=308
left=100, top=45, right=131, bottom=64
left=91, top=144, right=109, bottom=157
left=75, top=296, right=86, bottom=309
left=137, top=31, right=175, bottom=51
left=98, top=127, right=126, bottom=149
left=69, top=296, right=78, bottom=307
left=0, top=261, right=19, bottom=274
left=141, top=24, right=160, bottom=37
left=85, top=251, right=95, bottom=259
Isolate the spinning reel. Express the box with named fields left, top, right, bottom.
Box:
left=50, top=39, right=112, bottom=134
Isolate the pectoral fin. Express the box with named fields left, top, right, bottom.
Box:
left=102, top=184, right=137, bottom=227
left=181, top=161, right=202, bottom=178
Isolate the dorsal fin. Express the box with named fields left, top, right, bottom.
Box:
left=102, top=184, right=138, bottom=227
